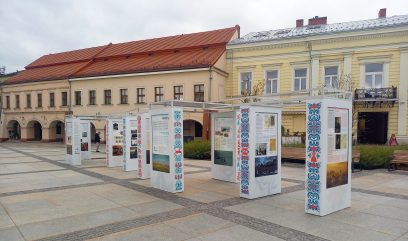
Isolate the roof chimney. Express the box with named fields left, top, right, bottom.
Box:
left=296, top=19, right=304, bottom=28
left=308, top=16, right=327, bottom=26
left=378, top=8, right=386, bottom=18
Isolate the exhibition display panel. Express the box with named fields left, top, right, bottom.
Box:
left=65, top=117, right=81, bottom=165
left=80, top=120, right=91, bottom=160
left=211, top=111, right=240, bottom=183
left=106, top=118, right=124, bottom=167
left=305, top=98, right=352, bottom=216
left=239, top=105, right=282, bottom=199
left=150, top=107, right=184, bottom=193
left=137, top=113, right=151, bottom=179
left=122, top=116, right=138, bottom=171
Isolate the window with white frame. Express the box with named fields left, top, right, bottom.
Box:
left=293, top=68, right=307, bottom=91
left=324, top=66, right=339, bottom=88
left=240, top=72, right=252, bottom=95
left=265, top=70, right=278, bottom=94
left=364, top=63, right=383, bottom=88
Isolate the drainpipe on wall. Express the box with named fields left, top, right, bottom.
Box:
left=208, top=67, right=213, bottom=102
left=306, top=41, right=313, bottom=96
left=68, top=79, right=72, bottom=115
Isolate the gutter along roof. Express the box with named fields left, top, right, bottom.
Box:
left=6, top=26, right=239, bottom=85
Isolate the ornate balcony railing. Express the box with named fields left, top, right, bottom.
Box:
left=354, top=87, right=397, bottom=100
left=354, top=87, right=398, bottom=107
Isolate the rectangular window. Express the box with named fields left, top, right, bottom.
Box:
left=137, top=88, right=145, bottom=104
left=49, top=93, right=55, bottom=107
left=74, top=91, right=81, bottom=106
left=294, top=68, right=307, bottom=91
left=194, top=84, right=205, bottom=102
left=61, top=92, right=68, bottom=106
left=104, top=89, right=112, bottom=105
left=155, top=87, right=164, bottom=102
left=324, top=66, right=339, bottom=88
left=240, top=72, right=252, bottom=95
left=265, top=70, right=278, bottom=94
left=5, top=96, right=10, bottom=109
left=37, top=93, right=42, bottom=107
left=26, top=94, right=31, bottom=108
left=365, top=63, right=383, bottom=88
left=15, top=95, right=20, bottom=109
left=89, top=90, right=96, bottom=105
left=120, top=89, right=128, bottom=104
left=173, top=85, right=183, bottom=100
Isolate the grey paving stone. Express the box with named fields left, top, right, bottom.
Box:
left=0, top=227, right=25, bottom=241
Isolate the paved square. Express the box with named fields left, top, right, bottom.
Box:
left=0, top=142, right=407, bottom=241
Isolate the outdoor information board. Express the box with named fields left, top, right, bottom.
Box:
left=211, top=111, right=240, bottom=183
left=80, top=120, right=91, bottom=160
left=106, top=118, right=124, bottom=167
left=123, top=116, right=138, bottom=171
left=305, top=98, right=352, bottom=216
left=239, top=105, right=282, bottom=199
left=150, top=107, right=183, bottom=193
left=137, top=113, right=151, bottom=179
left=65, top=117, right=81, bottom=165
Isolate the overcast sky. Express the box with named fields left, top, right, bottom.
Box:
left=1, top=0, right=407, bottom=73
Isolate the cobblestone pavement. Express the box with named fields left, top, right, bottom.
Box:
left=0, top=142, right=408, bottom=241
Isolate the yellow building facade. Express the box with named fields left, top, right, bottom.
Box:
left=226, top=11, right=408, bottom=144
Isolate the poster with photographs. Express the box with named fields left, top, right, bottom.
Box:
left=254, top=112, right=278, bottom=177
left=112, top=121, right=123, bottom=156
left=80, top=125, right=88, bottom=152
left=214, top=117, right=234, bottom=166
left=152, top=114, right=170, bottom=173
left=327, top=107, right=349, bottom=189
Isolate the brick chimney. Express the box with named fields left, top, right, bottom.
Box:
left=308, top=16, right=327, bottom=26
left=378, top=8, right=386, bottom=18
left=296, top=19, right=304, bottom=27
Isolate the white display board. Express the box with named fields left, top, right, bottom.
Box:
left=239, top=105, right=282, bottom=199
left=65, top=117, right=81, bottom=165
left=106, top=118, right=124, bottom=167
left=122, top=116, right=138, bottom=171
left=80, top=120, right=91, bottom=160
left=305, top=99, right=352, bottom=216
left=137, top=113, right=151, bottom=179
left=211, top=111, right=239, bottom=183
left=150, top=107, right=183, bottom=193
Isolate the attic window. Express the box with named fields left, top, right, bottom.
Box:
left=307, top=25, right=322, bottom=30
left=253, top=32, right=268, bottom=38
left=148, top=53, right=154, bottom=56
left=103, top=58, right=108, bottom=61
left=274, top=29, right=291, bottom=35
left=202, top=46, right=208, bottom=50
left=174, top=50, right=180, bottom=53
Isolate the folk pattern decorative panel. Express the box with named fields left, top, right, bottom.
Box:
left=306, top=103, right=321, bottom=212
left=174, top=110, right=183, bottom=192
left=240, top=108, right=250, bottom=195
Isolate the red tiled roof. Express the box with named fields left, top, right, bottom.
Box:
left=5, top=26, right=239, bottom=85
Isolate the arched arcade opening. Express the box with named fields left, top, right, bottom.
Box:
left=49, top=120, right=65, bottom=142
left=27, top=120, right=42, bottom=141
left=183, top=119, right=203, bottom=142
left=7, top=120, right=21, bottom=140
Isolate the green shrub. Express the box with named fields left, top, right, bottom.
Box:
left=358, top=146, right=393, bottom=169
left=184, top=140, right=211, bottom=160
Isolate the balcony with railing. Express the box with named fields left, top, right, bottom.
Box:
left=354, top=86, right=398, bottom=108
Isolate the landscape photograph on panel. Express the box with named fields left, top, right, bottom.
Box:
left=130, top=147, right=137, bottom=159
left=152, top=154, right=170, bottom=173
left=81, top=131, right=88, bottom=151
left=214, top=117, right=233, bottom=166
left=327, top=107, right=349, bottom=189
left=254, top=112, right=278, bottom=177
